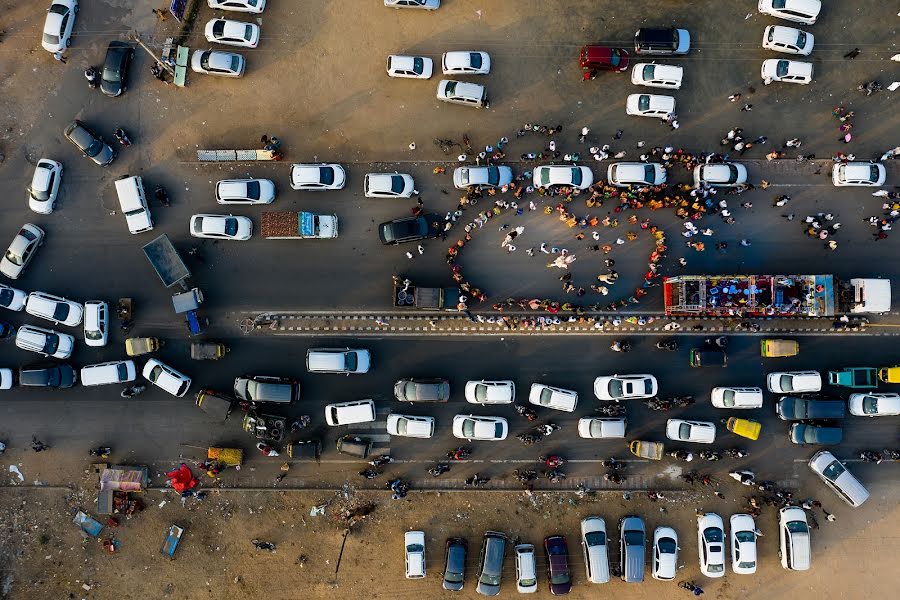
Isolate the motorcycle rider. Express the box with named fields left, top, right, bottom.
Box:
left=114, top=127, right=131, bottom=147
left=543, top=455, right=566, bottom=468
left=84, top=66, right=99, bottom=88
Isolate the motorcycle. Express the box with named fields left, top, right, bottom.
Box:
left=369, top=454, right=394, bottom=467
left=256, top=442, right=279, bottom=457
left=859, top=80, right=883, bottom=95
left=446, top=447, right=471, bottom=460
left=602, top=458, right=625, bottom=470
left=757, top=480, right=776, bottom=492
left=724, top=448, right=749, bottom=459
left=535, top=423, right=560, bottom=437
left=668, top=395, right=695, bottom=407
left=645, top=398, right=671, bottom=411
left=520, top=152, right=537, bottom=161
left=705, top=336, right=728, bottom=349
left=655, top=339, right=678, bottom=351
left=699, top=450, right=722, bottom=462
left=428, top=463, right=450, bottom=477
left=113, top=127, right=132, bottom=147
left=465, top=473, right=490, bottom=487
left=540, top=455, right=567, bottom=468
left=84, top=66, right=99, bottom=89
left=667, top=449, right=695, bottom=462
left=545, top=469, right=566, bottom=483
left=289, top=415, right=311, bottom=432
left=596, top=404, right=626, bottom=416
left=517, top=433, right=541, bottom=445
left=610, top=340, right=631, bottom=352
left=604, top=472, right=624, bottom=484
left=155, top=185, right=171, bottom=207
left=514, top=469, right=537, bottom=483
left=514, top=404, right=538, bottom=421
left=89, top=446, right=112, bottom=458
left=359, top=468, right=379, bottom=479
left=729, top=470, right=756, bottom=486
left=120, top=384, right=147, bottom=398
left=861, top=450, right=883, bottom=464
left=883, top=449, right=900, bottom=461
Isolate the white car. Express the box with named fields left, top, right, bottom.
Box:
left=216, top=179, right=275, bottom=204
left=593, top=374, right=658, bottom=400
left=767, top=370, right=821, bottom=393
left=848, top=392, right=900, bottom=417
left=15, top=324, right=74, bottom=359
left=778, top=506, right=811, bottom=570
left=442, top=51, right=491, bottom=75
left=387, top=414, right=435, bottom=438
left=515, top=544, right=538, bottom=593
left=697, top=513, right=726, bottom=578
left=1, top=224, right=45, bottom=280
left=607, top=163, right=666, bottom=187
left=27, top=159, right=63, bottom=214
left=453, top=166, right=514, bottom=190
left=386, top=55, right=433, bottom=79
left=762, top=59, right=813, bottom=85
left=666, top=419, right=716, bottom=444
left=730, top=514, right=758, bottom=575
left=0, top=368, right=13, bottom=390
left=580, top=517, right=609, bottom=584
left=436, top=80, right=486, bottom=107
left=710, top=387, right=764, bottom=409
left=364, top=173, right=416, bottom=198
left=832, top=162, right=887, bottom=187
left=25, top=291, right=83, bottom=327
left=452, top=414, right=508, bottom=441
left=404, top=530, right=426, bottom=579
left=385, top=0, right=440, bottom=9
left=464, top=380, right=515, bottom=404
left=626, top=93, right=675, bottom=120
left=651, top=526, right=679, bottom=580
left=191, top=49, right=245, bottom=77
left=693, top=163, right=748, bottom=187
left=190, top=214, right=253, bottom=240
left=630, top=63, right=683, bottom=89
left=577, top=417, right=627, bottom=439
left=204, top=18, right=260, bottom=48
left=82, top=300, right=108, bottom=347
left=758, top=0, right=821, bottom=25
left=207, top=0, right=265, bottom=13
left=762, top=25, right=814, bottom=55
left=42, top=0, right=78, bottom=53
left=0, top=284, right=27, bottom=312
left=808, top=450, right=869, bottom=507
left=290, top=164, right=347, bottom=190
left=142, top=358, right=191, bottom=397
left=529, top=383, right=578, bottom=412
left=533, top=165, right=593, bottom=190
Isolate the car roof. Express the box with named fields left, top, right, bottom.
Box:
left=641, top=63, right=682, bottom=79
left=217, top=180, right=250, bottom=196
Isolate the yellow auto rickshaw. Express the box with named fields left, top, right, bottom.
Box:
left=878, top=366, right=900, bottom=383
left=126, top=336, right=161, bottom=356
left=724, top=417, right=761, bottom=441
left=628, top=439, right=664, bottom=460
left=760, top=339, right=799, bottom=358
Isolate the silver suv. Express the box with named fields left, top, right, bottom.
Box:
left=394, top=378, right=450, bottom=402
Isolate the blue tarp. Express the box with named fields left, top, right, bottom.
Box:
left=300, top=212, right=314, bottom=237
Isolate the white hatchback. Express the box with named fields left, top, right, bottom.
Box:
left=730, top=514, right=758, bottom=574
left=15, top=325, right=74, bottom=359
left=404, top=530, right=426, bottom=579
left=693, top=163, right=748, bottom=187
left=452, top=414, right=508, bottom=441
left=442, top=51, right=491, bottom=75
left=204, top=18, right=260, bottom=48
left=533, top=165, right=593, bottom=190
left=848, top=392, right=900, bottom=417
left=27, top=159, right=63, bottom=214
left=762, top=59, right=813, bottom=85
left=42, top=0, right=78, bottom=53
left=529, top=383, right=578, bottom=412
left=593, top=374, right=658, bottom=400
left=386, top=55, right=433, bottom=79
left=82, top=300, right=108, bottom=347
left=626, top=93, right=675, bottom=119
left=387, top=414, right=435, bottom=438
left=216, top=179, right=276, bottom=204
left=0, top=224, right=45, bottom=280
left=607, top=162, right=667, bottom=187
left=710, top=387, right=764, bottom=409
left=666, top=419, right=716, bottom=444
left=25, top=291, right=84, bottom=327
left=767, top=370, right=821, bottom=393
left=762, top=25, right=814, bottom=55
left=190, top=214, right=253, bottom=240
left=697, top=513, right=726, bottom=578
left=364, top=173, right=416, bottom=198
left=652, top=526, right=679, bottom=580
left=758, top=0, right=821, bottom=25
left=0, top=284, right=27, bottom=312
left=290, top=164, right=347, bottom=190
left=630, top=63, right=683, bottom=89
left=143, top=359, right=191, bottom=397
left=190, top=49, right=246, bottom=77
left=832, top=162, right=887, bottom=187
left=464, top=380, right=515, bottom=404
left=207, top=0, right=266, bottom=13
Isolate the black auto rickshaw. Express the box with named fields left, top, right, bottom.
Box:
left=335, top=435, right=372, bottom=459
left=195, top=389, right=234, bottom=421
left=287, top=439, right=322, bottom=463
left=190, top=341, right=229, bottom=360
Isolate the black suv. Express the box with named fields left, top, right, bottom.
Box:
left=19, top=364, right=77, bottom=388
left=776, top=397, right=846, bottom=420
left=634, top=27, right=691, bottom=55
left=378, top=214, right=441, bottom=245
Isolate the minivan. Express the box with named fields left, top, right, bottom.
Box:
left=581, top=517, right=610, bottom=583
left=83, top=300, right=109, bottom=347
left=437, top=80, right=487, bottom=108
left=324, top=399, right=376, bottom=426
left=619, top=516, right=645, bottom=583
left=233, top=375, right=300, bottom=404
left=19, top=364, right=77, bottom=389
left=776, top=397, right=846, bottom=420
left=306, top=348, right=371, bottom=374
left=808, top=450, right=870, bottom=507
left=114, top=175, right=154, bottom=234
left=80, top=360, right=137, bottom=386
left=477, top=531, right=507, bottom=596
left=778, top=506, right=811, bottom=570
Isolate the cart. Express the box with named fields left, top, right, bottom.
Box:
left=827, top=367, right=877, bottom=389
left=195, top=389, right=234, bottom=421
left=628, top=439, right=664, bottom=460
left=190, top=341, right=229, bottom=360
left=724, top=418, right=761, bottom=441
left=760, top=339, right=799, bottom=358
left=125, top=336, right=161, bottom=357
left=161, top=524, right=184, bottom=559
left=242, top=410, right=286, bottom=442
left=287, top=439, right=322, bottom=462
left=207, top=447, right=243, bottom=468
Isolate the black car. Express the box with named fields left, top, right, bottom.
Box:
left=776, top=397, right=846, bottom=420
left=18, top=364, right=77, bottom=389
left=100, top=41, right=134, bottom=97
left=634, top=27, right=691, bottom=55
left=0, top=320, right=14, bottom=340
left=63, top=120, right=116, bottom=166
left=442, top=537, right=467, bottom=591
left=378, top=213, right=440, bottom=245
left=689, top=348, right=727, bottom=367
left=789, top=423, right=843, bottom=446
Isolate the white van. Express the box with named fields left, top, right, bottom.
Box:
left=114, top=175, right=154, bottom=234
left=325, top=399, right=376, bottom=426
left=581, top=517, right=610, bottom=583
left=778, top=506, right=811, bottom=571
left=80, top=360, right=137, bottom=386
left=808, top=450, right=870, bottom=507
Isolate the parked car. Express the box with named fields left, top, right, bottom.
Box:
left=63, top=120, right=115, bottom=166
left=577, top=417, right=626, bottom=439
left=762, top=59, right=813, bottom=85
left=710, top=386, right=763, bottom=408
left=776, top=397, right=845, bottom=420
left=848, top=392, right=900, bottom=416
left=0, top=284, right=27, bottom=312
left=607, top=162, right=667, bottom=186
left=19, top=363, right=77, bottom=389
left=394, top=377, right=450, bottom=402
left=619, top=516, right=646, bottom=583
left=651, top=526, right=678, bottom=580
left=452, top=414, right=508, bottom=441
left=634, top=27, right=690, bottom=55
left=693, top=163, right=748, bottom=187
left=514, top=543, right=537, bottom=593
left=27, top=158, right=62, bottom=214
left=762, top=25, right=814, bottom=55
left=306, top=348, right=371, bottom=374
left=789, top=423, right=843, bottom=445
left=378, top=214, right=440, bottom=245
left=290, top=164, right=347, bottom=190
left=767, top=370, right=822, bottom=393
left=365, top=173, right=416, bottom=198
left=666, top=419, right=716, bottom=444
left=204, top=18, right=260, bottom=47
left=533, top=165, right=593, bottom=190
left=477, top=531, right=507, bottom=596
left=626, top=93, right=675, bottom=119
left=543, top=536, right=572, bottom=595
left=442, top=51, right=491, bottom=75
left=82, top=300, right=108, bottom=347
left=0, top=368, right=15, bottom=390
left=1, top=224, right=45, bottom=280
left=100, top=41, right=134, bottom=97
left=233, top=375, right=300, bottom=403
left=697, top=513, right=725, bottom=577
left=529, top=383, right=578, bottom=412
left=442, top=537, right=467, bottom=591
left=15, top=324, right=74, bottom=359
left=207, top=0, right=266, bottom=13
left=630, top=63, right=683, bottom=89
left=464, top=380, right=515, bottom=404
left=436, top=80, right=487, bottom=108
left=453, top=166, right=514, bottom=190
left=386, top=55, right=434, bottom=79
left=190, top=214, right=253, bottom=240
left=25, top=291, right=83, bottom=327
left=404, top=530, right=426, bottom=579
left=758, top=0, right=821, bottom=25
left=385, top=0, right=440, bottom=8
left=579, top=45, right=629, bottom=73
left=41, top=0, right=78, bottom=53
left=593, top=374, right=657, bottom=400
left=730, top=514, right=758, bottom=575
left=808, top=450, right=870, bottom=507
left=581, top=517, right=610, bottom=584
left=386, top=414, right=435, bottom=438
left=142, top=359, right=191, bottom=397
left=778, top=506, right=811, bottom=570
left=324, top=399, right=376, bottom=426
left=216, top=178, right=276, bottom=203
left=190, top=49, right=246, bottom=77
left=832, top=162, right=887, bottom=187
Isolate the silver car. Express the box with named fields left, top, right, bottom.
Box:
left=0, top=224, right=45, bottom=280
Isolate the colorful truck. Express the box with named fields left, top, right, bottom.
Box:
left=261, top=211, right=338, bottom=239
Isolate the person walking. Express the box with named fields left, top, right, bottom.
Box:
left=741, top=104, right=753, bottom=112
left=728, top=93, right=741, bottom=102
left=31, top=437, right=48, bottom=452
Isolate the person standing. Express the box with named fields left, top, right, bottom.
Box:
left=53, top=51, right=67, bottom=64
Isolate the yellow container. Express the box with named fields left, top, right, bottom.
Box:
left=726, top=418, right=761, bottom=441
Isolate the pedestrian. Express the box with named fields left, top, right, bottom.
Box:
left=740, top=239, right=751, bottom=247
left=741, top=202, right=753, bottom=208
left=741, top=104, right=753, bottom=112
left=842, top=133, right=852, bottom=143
left=824, top=510, right=836, bottom=522
left=53, top=51, right=67, bottom=63
left=614, top=129, right=623, bottom=140
left=714, top=491, right=725, bottom=499
left=827, top=240, right=838, bottom=250
left=275, top=473, right=287, bottom=483
left=678, top=257, right=687, bottom=267
left=843, top=48, right=861, bottom=59
left=728, top=92, right=742, bottom=102
left=754, top=136, right=767, bottom=144
left=785, top=138, right=801, bottom=148
left=32, top=437, right=48, bottom=452
left=580, top=126, right=589, bottom=142
left=784, top=213, right=795, bottom=221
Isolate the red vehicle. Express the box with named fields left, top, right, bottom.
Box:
left=580, top=45, right=630, bottom=79
left=544, top=535, right=572, bottom=595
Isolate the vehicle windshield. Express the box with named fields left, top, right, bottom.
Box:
left=469, top=53, right=482, bottom=69
left=779, top=374, right=794, bottom=391
left=475, top=385, right=489, bottom=401
left=786, top=520, right=808, bottom=533
left=486, top=167, right=500, bottom=185
left=703, top=527, right=723, bottom=543
left=624, top=531, right=643, bottom=546
left=4, top=250, right=23, bottom=266
left=245, top=380, right=260, bottom=400
left=735, top=531, right=755, bottom=543
left=708, top=562, right=724, bottom=573
left=796, top=31, right=807, bottom=47
left=678, top=423, right=692, bottom=439
left=407, top=543, right=424, bottom=553
left=638, top=95, right=650, bottom=111
left=461, top=420, right=476, bottom=437
left=550, top=572, right=570, bottom=585
left=644, top=165, right=655, bottom=182
left=85, top=327, right=103, bottom=341
left=344, top=352, right=357, bottom=371
left=776, top=60, right=789, bottom=77
left=318, top=168, right=334, bottom=185
left=412, top=57, right=424, bottom=74
left=223, top=218, right=239, bottom=236
left=42, top=334, right=59, bottom=355
left=821, top=459, right=845, bottom=482
left=480, top=573, right=500, bottom=585
left=148, top=365, right=163, bottom=382
left=493, top=423, right=504, bottom=438
left=722, top=390, right=736, bottom=406
left=726, top=164, right=738, bottom=181
left=245, top=180, right=260, bottom=198
left=243, top=24, right=253, bottom=40
left=869, top=166, right=879, bottom=181
left=519, top=576, right=536, bottom=586
left=739, top=560, right=756, bottom=569
left=229, top=56, right=241, bottom=72
left=390, top=176, right=406, bottom=194
left=584, top=531, right=606, bottom=546
left=52, top=303, right=71, bottom=321
left=658, top=537, right=676, bottom=553
left=539, top=168, right=550, bottom=186
left=0, top=290, right=13, bottom=305
left=570, top=168, right=583, bottom=186
left=212, top=21, right=226, bottom=37
left=539, top=388, right=553, bottom=404
left=642, top=65, right=655, bottom=80
left=608, top=379, right=624, bottom=397
left=862, top=396, right=879, bottom=414
left=773, top=0, right=786, bottom=8
left=444, top=81, right=457, bottom=95
left=610, top=48, right=623, bottom=66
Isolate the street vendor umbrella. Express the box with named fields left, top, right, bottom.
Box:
left=166, top=463, right=197, bottom=493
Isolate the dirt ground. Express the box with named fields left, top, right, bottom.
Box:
left=1, top=479, right=898, bottom=600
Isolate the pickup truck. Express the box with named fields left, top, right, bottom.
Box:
left=261, top=211, right=338, bottom=239
left=393, top=281, right=460, bottom=310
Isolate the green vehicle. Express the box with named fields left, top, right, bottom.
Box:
left=827, top=367, right=877, bottom=389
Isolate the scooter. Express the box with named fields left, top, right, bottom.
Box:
left=120, top=384, right=147, bottom=398
left=540, top=455, right=567, bottom=468
left=428, top=463, right=450, bottom=477
left=369, top=455, right=394, bottom=467
left=514, top=404, right=538, bottom=421
left=359, top=468, right=379, bottom=479
left=699, top=450, right=722, bottom=462
left=724, top=448, right=749, bottom=459
left=446, top=447, right=471, bottom=460
left=602, top=458, right=625, bottom=470
left=861, top=450, right=883, bottom=464
left=89, top=446, right=112, bottom=458
left=596, top=404, right=627, bottom=416
left=610, top=340, right=631, bottom=352
left=668, top=449, right=695, bottom=462
left=604, top=472, right=624, bottom=484
left=256, top=442, right=279, bottom=457
left=514, top=469, right=537, bottom=483
left=535, top=423, right=560, bottom=437
left=729, top=470, right=756, bottom=486
left=517, top=433, right=541, bottom=445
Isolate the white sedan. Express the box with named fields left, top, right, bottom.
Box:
left=442, top=51, right=491, bottom=75
left=652, top=526, right=679, bottom=581
left=452, top=414, right=508, bottom=441
left=848, top=393, right=900, bottom=417
left=693, top=163, right=748, bottom=188
left=204, top=18, right=259, bottom=47
left=593, top=374, right=658, bottom=401
left=190, top=214, right=253, bottom=240
left=528, top=383, right=578, bottom=412
left=385, top=0, right=440, bottom=9
left=216, top=179, right=275, bottom=204
left=666, top=419, right=716, bottom=444
left=630, top=63, right=683, bottom=89
left=697, top=513, right=726, bottom=578
left=710, top=387, right=763, bottom=409
left=766, top=370, right=821, bottom=393
left=758, top=0, right=820, bottom=25
left=453, top=166, right=514, bottom=190
left=143, top=358, right=191, bottom=397
left=607, top=163, right=666, bottom=187
left=464, top=380, right=515, bottom=404
left=626, top=94, right=675, bottom=120
left=730, top=514, right=758, bottom=575
left=0, top=284, right=27, bottom=312
left=16, top=325, right=74, bottom=359
left=191, top=49, right=245, bottom=77
left=762, top=59, right=813, bottom=85
left=42, top=0, right=78, bottom=53
left=25, top=291, right=83, bottom=327
left=533, top=165, right=593, bottom=190
left=364, top=173, right=416, bottom=197
left=0, top=224, right=45, bottom=280
left=387, top=414, right=435, bottom=438
left=290, top=164, right=347, bottom=190
left=832, top=162, right=887, bottom=187
left=27, top=158, right=63, bottom=214
left=207, top=0, right=265, bottom=13
left=762, top=25, right=814, bottom=55
left=386, top=55, right=434, bottom=79
left=577, top=417, right=627, bottom=439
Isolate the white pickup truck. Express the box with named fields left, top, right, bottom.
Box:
left=261, top=211, right=337, bottom=239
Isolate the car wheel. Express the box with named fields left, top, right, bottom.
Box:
left=66, top=38, right=71, bottom=47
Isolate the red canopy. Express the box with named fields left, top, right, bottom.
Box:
left=166, top=463, right=197, bottom=493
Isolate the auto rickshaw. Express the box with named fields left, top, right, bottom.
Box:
left=877, top=366, right=900, bottom=383
left=724, top=417, right=761, bottom=441
left=828, top=367, right=877, bottom=389
left=125, top=336, right=161, bottom=357
left=628, top=439, right=664, bottom=460
left=287, top=439, right=322, bottom=462
left=195, top=389, right=234, bottom=421
left=760, top=339, right=799, bottom=358
left=190, top=341, right=229, bottom=360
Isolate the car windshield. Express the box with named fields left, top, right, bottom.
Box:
left=406, top=542, right=424, bottom=553
left=85, top=327, right=103, bottom=340
left=390, top=176, right=406, bottom=194
left=0, top=290, right=13, bottom=305
left=658, top=537, right=676, bottom=553
left=796, top=31, right=807, bottom=46
left=584, top=531, right=606, bottom=546
left=773, top=0, right=786, bottom=7
left=486, top=167, right=500, bottom=185
left=739, top=560, right=756, bottom=569
left=726, top=164, right=738, bottom=181
left=643, top=165, right=655, bottom=182
left=344, top=352, right=357, bottom=371
left=570, top=168, right=583, bottom=186
left=638, top=95, right=650, bottom=111
left=43, top=32, right=60, bottom=44
left=444, top=81, right=457, bottom=95
left=786, top=520, right=808, bottom=533
left=821, top=459, right=845, bottom=482
left=539, top=388, right=553, bottom=404
left=243, top=24, right=253, bottom=40
left=539, top=169, right=550, bottom=186
left=461, top=420, right=476, bottom=437
left=213, top=21, right=226, bottom=36
left=480, top=573, right=500, bottom=585
left=735, top=531, right=755, bottom=543
left=779, top=374, right=794, bottom=391
left=776, top=60, right=789, bottom=77
left=862, top=396, right=879, bottom=414
left=411, top=57, right=424, bottom=74
left=624, top=531, right=643, bottom=546
left=230, top=56, right=241, bottom=72
left=610, top=48, right=623, bottom=66
left=148, top=365, right=163, bottom=382
left=475, top=385, right=489, bottom=401
left=708, top=563, right=724, bottom=573
left=703, top=527, right=723, bottom=543
left=245, top=180, right=260, bottom=198
left=869, top=166, right=879, bottom=181
left=722, top=390, right=736, bottom=406
left=42, top=334, right=59, bottom=355
left=550, top=572, right=570, bottom=585
left=4, top=250, right=23, bottom=266
left=519, top=576, right=536, bottom=586
left=223, top=218, right=239, bottom=236
left=493, top=423, right=503, bottom=438
left=642, top=65, right=655, bottom=80
left=678, top=423, right=692, bottom=439
left=52, top=303, right=71, bottom=321
left=608, top=379, right=623, bottom=397
left=469, top=53, right=482, bottom=69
